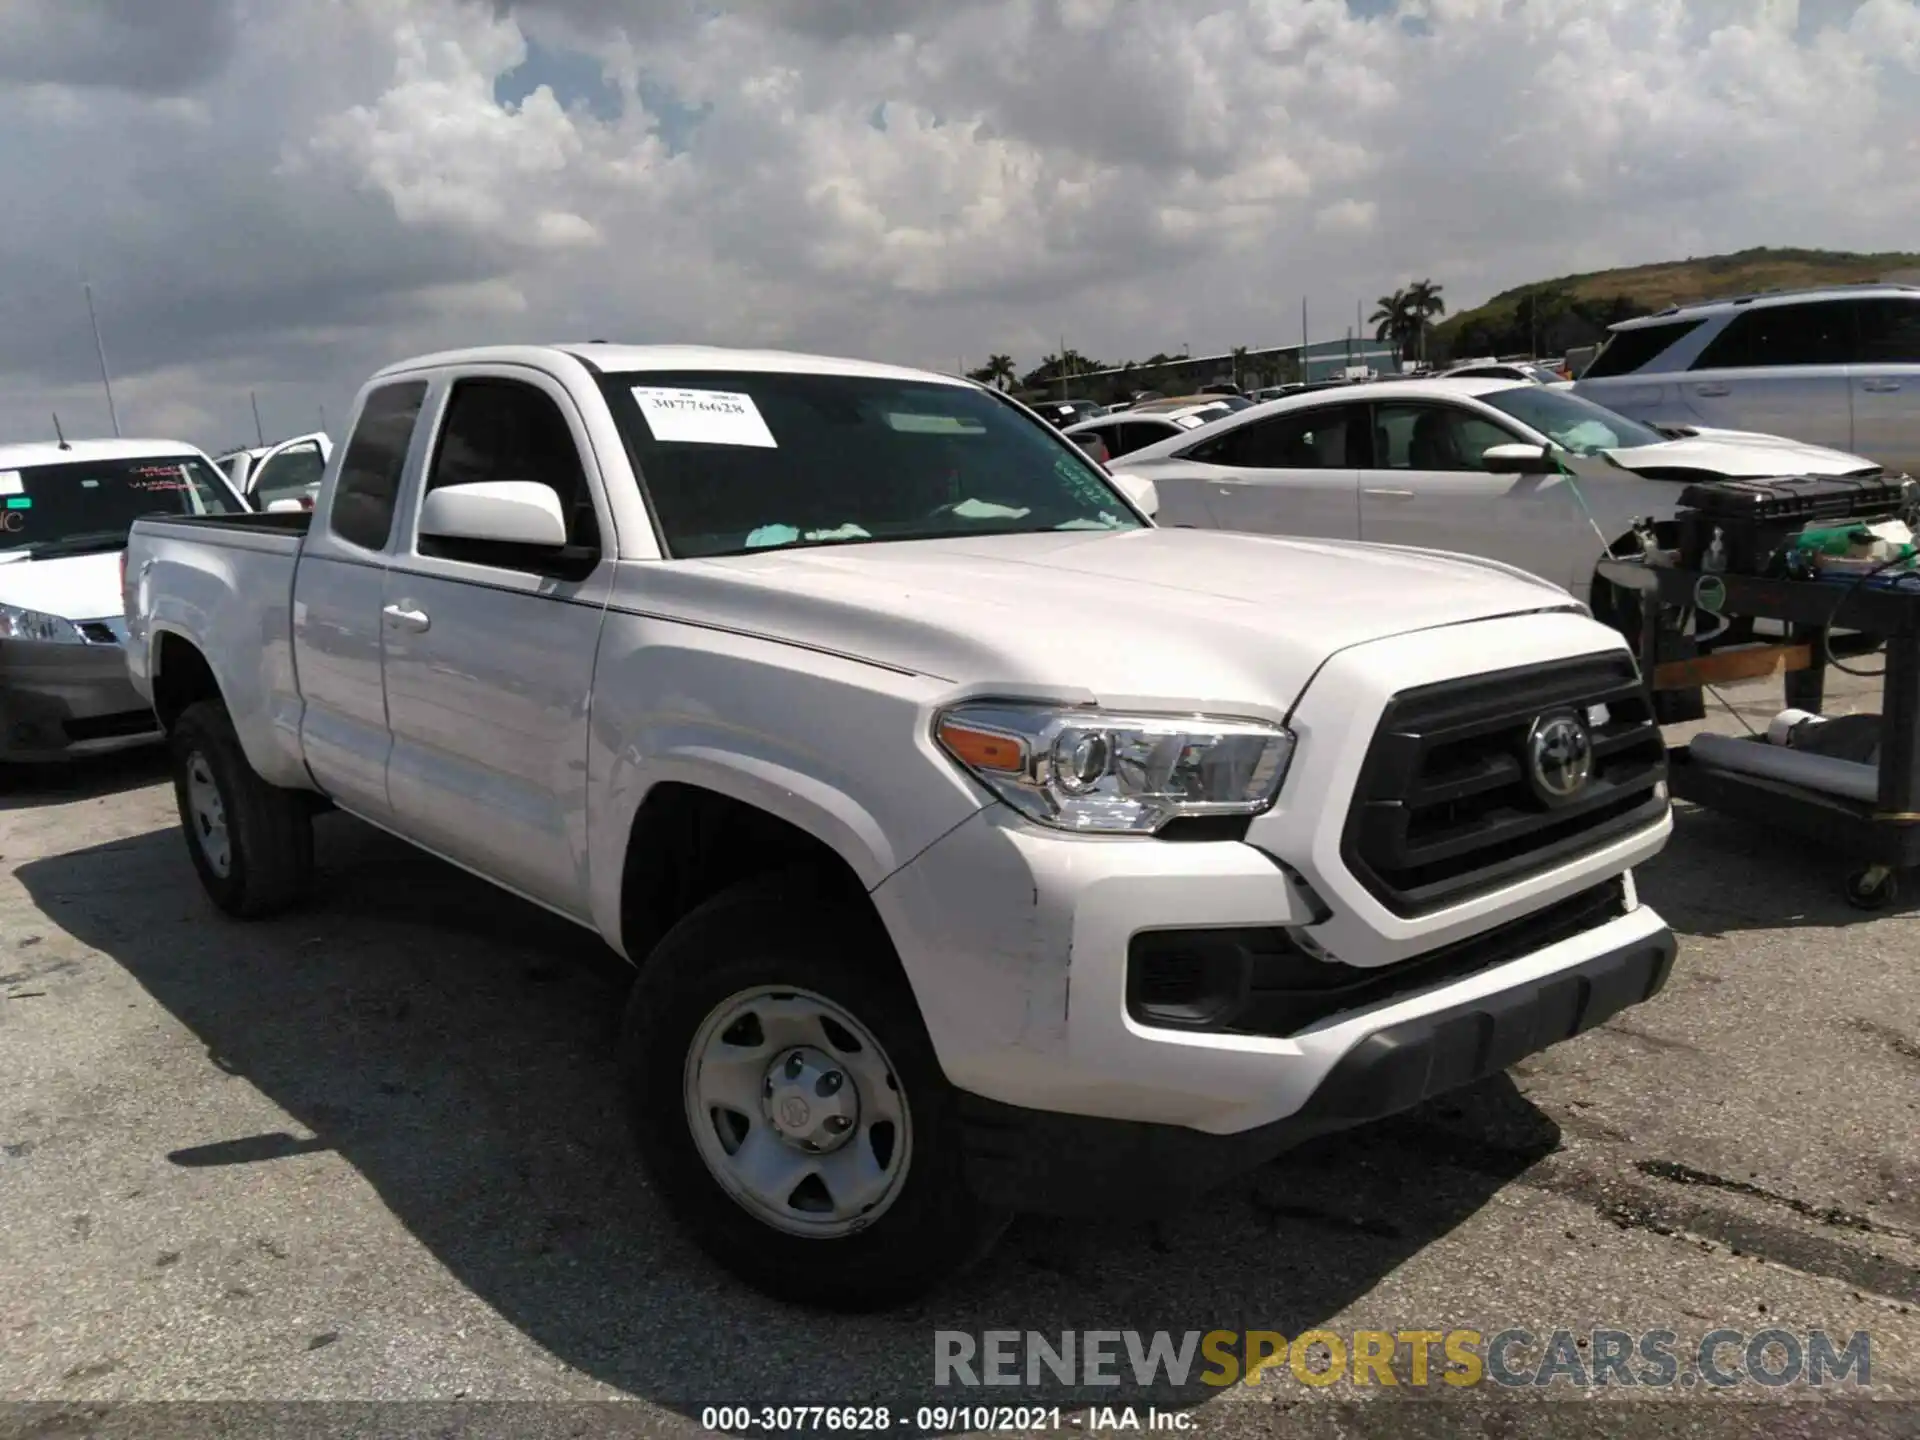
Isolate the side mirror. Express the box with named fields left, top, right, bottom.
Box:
left=1110, top=470, right=1159, bottom=520
left=418, top=480, right=567, bottom=548
left=1482, top=442, right=1555, bottom=474
left=265, top=499, right=305, bottom=514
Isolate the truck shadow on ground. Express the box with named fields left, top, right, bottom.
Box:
left=0, top=748, right=171, bottom=813
left=19, top=817, right=1558, bottom=1417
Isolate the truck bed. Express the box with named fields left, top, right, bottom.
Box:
left=137, top=510, right=312, bottom=537
left=125, top=507, right=312, bottom=790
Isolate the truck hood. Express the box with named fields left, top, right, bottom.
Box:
left=624, top=528, right=1581, bottom=716
left=0, top=549, right=124, bottom=620
left=1603, top=427, right=1879, bottom=479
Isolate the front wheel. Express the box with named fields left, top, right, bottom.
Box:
left=170, top=699, right=314, bottom=917
left=621, top=872, right=1008, bottom=1310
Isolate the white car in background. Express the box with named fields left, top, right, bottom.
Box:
left=1442, top=360, right=1569, bottom=386
left=0, top=438, right=248, bottom=761
left=1062, top=397, right=1240, bottom=463
left=216, top=432, right=333, bottom=511
left=1108, top=377, right=1886, bottom=606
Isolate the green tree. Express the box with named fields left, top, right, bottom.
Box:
left=1406, top=278, right=1447, bottom=363
left=1370, top=289, right=1414, bottom=359
left=968, top=353, right=1018, bottom=390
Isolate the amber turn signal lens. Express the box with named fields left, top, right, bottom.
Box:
left=937, top=720, right=1028, bottom=773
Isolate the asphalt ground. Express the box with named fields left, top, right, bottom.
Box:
left=2, top=669, right=1917, bottom=1439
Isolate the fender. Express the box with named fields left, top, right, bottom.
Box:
left=581, top=630, right=986, bottom=953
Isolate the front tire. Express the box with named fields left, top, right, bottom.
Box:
left=170, top=699, right=314, bottom=917
left=621, top=871, right=1008, bottom=1310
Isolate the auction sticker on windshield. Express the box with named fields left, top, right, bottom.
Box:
left=631, top=387, right=778, bottom=448
left=0, top=471, right=20, bottom=496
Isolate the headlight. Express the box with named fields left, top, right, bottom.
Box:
left=935, top=701, right=1294, bottom=834
left=0, top=603, right=85, bottom=645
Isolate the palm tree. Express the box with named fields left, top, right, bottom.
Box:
left=1370, top=290, right=1413, bottom=359
left=983, top=353, right=1016, bottom=391
left=1230, top=345, right=1250, bottom=388
left=1406, top=278, right=1446, bottom=363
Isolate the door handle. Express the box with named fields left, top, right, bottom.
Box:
left=1690, top=383, right=1731, bottom=397
left=382, top=603, right=430, bottom=633
left=1364, top=488, right=1415, bottom=499
left=1862, top=378, right=1902, bottom=394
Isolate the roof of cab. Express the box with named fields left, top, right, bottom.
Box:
left=373, top=343, right=974, bottom=388
left=0, top=438, right=211, bottom=469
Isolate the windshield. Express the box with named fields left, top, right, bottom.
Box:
left=599, top=371, right=1145, bottom=558
left=0, top=455, right=242, bottom=556
left=1479, top=384, right=1667, bottom=455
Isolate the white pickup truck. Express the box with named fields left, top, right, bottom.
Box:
left=124, top=344, right=1676, bottom=1309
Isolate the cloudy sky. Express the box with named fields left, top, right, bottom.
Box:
left=2, top=0, right=1917, bottom=452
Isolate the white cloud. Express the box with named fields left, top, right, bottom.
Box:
left=1, top=0, right=1917, bottom=444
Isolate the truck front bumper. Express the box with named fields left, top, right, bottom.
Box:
left=955, top=922, right=1673, bottom=1217
left=875, top=806, right=1673, bottom=1217
left=0, top=636, right=162, bottom=762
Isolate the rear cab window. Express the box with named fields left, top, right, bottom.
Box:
left=596, top=370, right=1142, bottom=557
left=328, top=381, right=429, bottom=553
left=0, top=454, right=241, bottom=558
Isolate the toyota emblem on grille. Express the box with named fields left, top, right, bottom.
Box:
left=1525, top=710, right=1593, bottom=806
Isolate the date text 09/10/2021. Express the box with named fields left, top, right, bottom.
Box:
left=700, top=1407, right=1191, bottom=1433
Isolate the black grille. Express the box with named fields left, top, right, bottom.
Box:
left=1127, top=878, right=1629, bottom=1038
left=1343, top=655, right=1667, bottom=917
left=78, top=622, right=121, bottom=645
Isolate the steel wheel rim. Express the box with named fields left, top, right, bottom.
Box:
left=185, top=750, right=231, bottom=878
left=684, top=985, right=913, bottom=1239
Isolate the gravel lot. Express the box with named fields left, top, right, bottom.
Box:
left=2, top=672, right=1917, bottom=1437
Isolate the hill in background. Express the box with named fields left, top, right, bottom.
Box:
left=1434, top=246, right=1920, bottom=362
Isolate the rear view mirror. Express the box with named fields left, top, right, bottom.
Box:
left=1482, top=442, right=1555, bottom=474
left=418, top=480, right=567, bottom=548
left=1110, top=470, right=1159, bottom=520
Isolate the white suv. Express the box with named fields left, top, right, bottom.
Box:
left=1573, top=284, right=1920, bottom=477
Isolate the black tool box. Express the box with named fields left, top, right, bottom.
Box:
left=1674, top=474, right=1915, bottom=575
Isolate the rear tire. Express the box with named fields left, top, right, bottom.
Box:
left=170, top=699, right=314, bottom=917
left=621, top=870, right=1009, bottom=1310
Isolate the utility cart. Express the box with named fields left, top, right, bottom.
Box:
left=1599, top=555, right=1920, bottom=910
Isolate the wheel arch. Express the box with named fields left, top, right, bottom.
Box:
left=615, top=778, right=890, bottom=969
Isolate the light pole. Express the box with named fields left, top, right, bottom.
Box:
left=83, top=281, right=120, bottom=437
